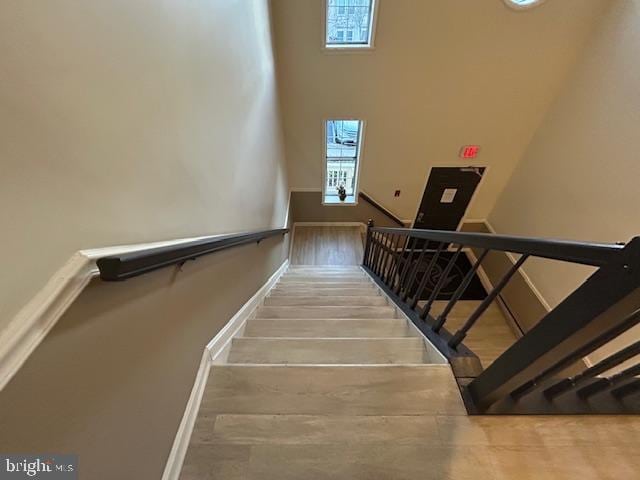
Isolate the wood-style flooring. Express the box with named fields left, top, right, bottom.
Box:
left=290, top=226, right=364, bottom=265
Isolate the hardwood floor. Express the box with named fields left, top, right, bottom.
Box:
left=290, top=226, right=364, bottom=265
left=179, top=264, right=640, bottom=480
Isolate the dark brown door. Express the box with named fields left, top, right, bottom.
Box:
left=414, top=167, right=485, bottom=231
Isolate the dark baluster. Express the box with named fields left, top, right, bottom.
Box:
left=410, top=243, right=445, bottom=310
left=381, top=234, right=399, bottom=284
left=374, top=232, right=389, bottom=277
left=576, top=363, right=640, bottom=399
left=511, top=309, right=640, bottom=400
left=370, top=232, right=383, bottom=276
left=395, top=236, right=418, bottom=294
left=420, top=244, right=463, bottom=320
left=363, top=219, right=374, bottom=267
left=449, top=254, right=529, bottom=348
left=401, top=245, right=430, bottom=301
left=611, top=379, right=640, bottom=399
left=433, top=248, right=490, bottom=332
left=544, top=340, right=640, bottom=399
left=385, top=234, right=406, bottom=288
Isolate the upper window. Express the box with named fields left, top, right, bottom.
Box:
left=324, top=120, right=363, bottom=204
left=504, top=0, right=545, bottom=9
left=325, top=0, right=376, bottom=49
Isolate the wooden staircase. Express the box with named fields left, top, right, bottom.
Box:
left=179, top=265, right=468, bottom=479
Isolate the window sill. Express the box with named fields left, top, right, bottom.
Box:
left=322, top=195, right=358, bottom=206
left=322, top=45, right=375, bottom=54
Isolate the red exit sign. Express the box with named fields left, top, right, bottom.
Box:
left=459, top=145, right=480, bottom=159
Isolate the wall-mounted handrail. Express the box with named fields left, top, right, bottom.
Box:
left=362, top=220, right=640, bottom=414
left=358, top=192, right=405, bottom=227
left=97, top=229, right=288, bottom=281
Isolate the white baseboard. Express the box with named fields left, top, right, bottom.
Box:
left=161, top=258, right=289, bottom=480
left=293, top=221, right=365, bottom=227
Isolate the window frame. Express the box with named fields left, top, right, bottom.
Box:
left=322, top=0, right=379, bottom=53
left=322, top=119, right=366, bottom=206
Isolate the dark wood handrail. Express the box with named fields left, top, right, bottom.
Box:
left=370, top=226, right=624, bottom=267
left=358, top=192, right=405, bottom=227
left=97, top=228, right=288, bottom=281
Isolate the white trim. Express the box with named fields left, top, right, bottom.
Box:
left=0, top=253, right=94, bottom=392
left=161, top=259, right=288, bottom=480
left=283, top=189, right=292, bottom=229
left=503, top=0, right=546, bottom=11
left=293, top=221, right=365, bottom=227
left=0, top=232, right=282, bottom=393
left=290, top=187, right=323, bottom=193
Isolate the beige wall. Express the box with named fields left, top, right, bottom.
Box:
left=0, top=238, right=288, bottom=479
left=0, top=0, right=289, bottom=330
left=272, top=0, right=608, bottom=223
left=489, top=0, right=638, bottom=308
left=290, top=191, right=404, bottom=227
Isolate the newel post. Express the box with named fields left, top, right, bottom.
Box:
left=363, top=219, right=374, bottom=267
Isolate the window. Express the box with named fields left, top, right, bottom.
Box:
left=504, top=0, right=545, bottom=9
left=324, top=120, right=363, bottom=204
left=326, top=0, right=376, bottom=48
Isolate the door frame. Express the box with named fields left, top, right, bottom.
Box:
left=409, top=164, right=490, bottom=231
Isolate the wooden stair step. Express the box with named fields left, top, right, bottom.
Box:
left=279, top=277, right=370, bottom=284
left=201, top=365, right=466, bottom=415
left=264, top=296, right=387, bottom=307
left=276, top=282, right=375, bottom=290
left=190, top=413, right=440, bottom=445
left=255, top=306, right=396, bottom=319
left=243, top=319, right=415, bottom=338
left=284, top=271, right=364, bottom=277
left=227, top=338, right=426, bottom=364
left=270, top=287, right=377, bottom=296
left=287, top=266, right=363, bottom=271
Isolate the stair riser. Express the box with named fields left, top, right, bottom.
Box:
left=279, top=277, right=369, bottom=284
left=270, top=288, right=378, bottom=297
left=264, top=296, right=387, bottom=307
left=277, top=283, right=375, bottom=290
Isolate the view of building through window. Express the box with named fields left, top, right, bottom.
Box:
left=325, top=120, right=362, bottom=203
left=326, top=0, right=374, bottom=47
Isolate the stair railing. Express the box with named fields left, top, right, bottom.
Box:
left=362, top=220, right=640, bottom=414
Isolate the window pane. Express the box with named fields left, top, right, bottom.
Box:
left=325, top=119, right=362, bottom=203
left=326, top=120, right=360, bottom=158
left=326, top=0, right=373, bottom=46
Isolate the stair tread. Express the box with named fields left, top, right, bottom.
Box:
left=202, top=365, right=466, bottom=415
left=256, top=306, right=396, bottom=319
left=228, top=337, right=426, bottom=365
left=189, top=413, right=440, bottom=445
left=244, top=319, right=415, bottom=338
